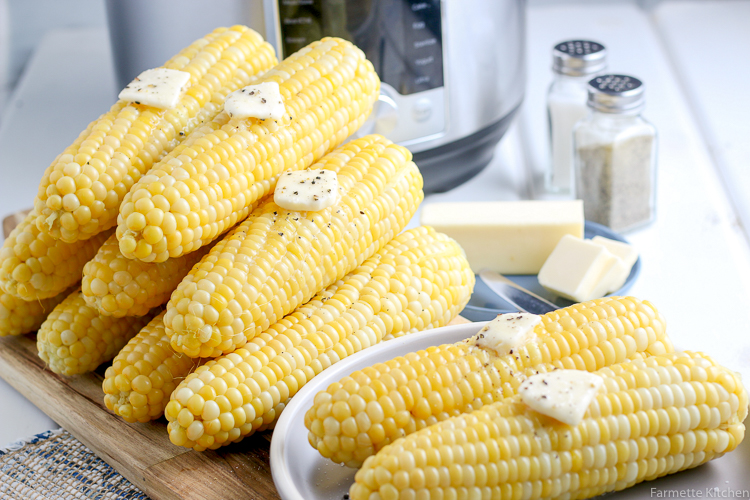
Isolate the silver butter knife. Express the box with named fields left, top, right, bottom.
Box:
left=478, top=269, right=558, bottom=315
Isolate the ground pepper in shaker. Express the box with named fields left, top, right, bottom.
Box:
left=546, top=40, right=607, bottom=195
left=574, top=75, right=657, bottom=231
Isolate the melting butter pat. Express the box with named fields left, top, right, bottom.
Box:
left=420, top=201, right=583, bottom=274
left=538, top=235, right=619, bottom=302
left=118, top=68, right=191, bottom=109
left=274, top=169, right=339, bottom=211
left=519, top=370, right=603, bottom=426
left=471, top=313, right=540, bottom=356
left=225, top=82, right=285, bottom=120
left=591, top=236, right=639, bottom=292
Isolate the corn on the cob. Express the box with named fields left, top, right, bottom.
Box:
left=34, top=26, right=277, bottom=242
left=306, top=297, right=672, bottom=467
left=0, top=288, right=71, bottom=336
left=116, top=37, right=380, bottom=263
left=103, top=311, right=198, bottom=422
left=106, top=226, right=470, bottom=425
left=163, top=226, right=474, bottom=450
left=0, top=211, right=113, bottom=300
left=165, top=134, right=423, bottom=358
left=82, top=233, right=213, bottom=317
left=37, top=289, right=156, bottom=375
left=350, top=351, right=748, bottom=500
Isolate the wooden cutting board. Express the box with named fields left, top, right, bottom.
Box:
left=0, top=315, right=471, bottom=500
left=0, top=332, right=279, bottom=500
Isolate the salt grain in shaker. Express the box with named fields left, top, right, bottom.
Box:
left=573, top=75, right=657, bottom=232
left=546, top=40, right=607, bottom=194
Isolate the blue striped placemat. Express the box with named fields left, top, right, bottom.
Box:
left=0, top=428, right=148, bottom=499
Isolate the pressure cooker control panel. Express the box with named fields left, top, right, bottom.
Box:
left=275, top=0, right=446, bottom=145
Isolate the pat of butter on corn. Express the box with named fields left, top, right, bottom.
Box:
left=471, top=312, right=540, bottom=356
left=274, top=169, right=340, bottom=211
left=119, top=68, right=191, bottom=109
left=225, top=82, right=285, bottom=120
left=519, top=370, right=604, bottom=426
left=420, top=200, right=584, bottom=274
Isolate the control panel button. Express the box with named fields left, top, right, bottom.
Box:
left=412, top=98, right=432, bottom=122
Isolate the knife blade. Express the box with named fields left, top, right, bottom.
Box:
left=478, top=269, right=559, bottom=315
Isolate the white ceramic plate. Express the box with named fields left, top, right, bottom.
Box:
left=270, top=323, right=750, bottom=499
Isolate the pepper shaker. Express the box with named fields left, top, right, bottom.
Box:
left=546, top=40, right=607, bottom=194
left=573, top=75, right=658, bottom=231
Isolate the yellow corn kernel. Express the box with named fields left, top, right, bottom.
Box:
left=0, top=287, right=71, bottom=336
left=34, top=26, right=277, bottom=242
left=350, top=351, right=748, bottom=500
left=165, top=134, right=423, bottom=358
left=0, top=211, right=113, bottom=300
left=81, top=233, right=213, bottom=317
left=164, top=226, right=474, bottom=451
left=306, top=296, right=673, bottom=467
left=103, top=311, right=198, bottom=423
left=37, top=289, right=157, bottom=375
left=117, top=37, right=380, bottom=263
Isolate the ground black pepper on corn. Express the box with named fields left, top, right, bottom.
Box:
left=577, top=134, right=654, bottom=230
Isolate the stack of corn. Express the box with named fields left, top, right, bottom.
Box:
left=0, top=25, right=478, bottom=461
left=0, top=25, right=281, bottom=373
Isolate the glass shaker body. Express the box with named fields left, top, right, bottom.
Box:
left=574, top=109, right=657, bottom=232
left=546, top=73, right=591, bottom=194
left=544, top=40, right=607, bottom=195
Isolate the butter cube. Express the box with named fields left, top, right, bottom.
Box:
left=118, top=68, right=191, bottom=109
left=420, top=200, right=584, bottom=274
left=225, top=82, right=285, bottom=120
left=538, top=235, right=618, bottom=302
left=591, top=236, right=639, bottom=291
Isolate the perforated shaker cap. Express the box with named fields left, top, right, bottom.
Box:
left=552, top=40, right=607, bottom=77
left=587, top=74, right=645, bottom=113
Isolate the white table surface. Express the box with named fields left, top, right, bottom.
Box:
left=1, top=2, right=750, bottom=464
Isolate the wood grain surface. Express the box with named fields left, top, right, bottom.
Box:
left=0, top=314, right=469, bottom=500
left=0, top=333, right=279, bottom=500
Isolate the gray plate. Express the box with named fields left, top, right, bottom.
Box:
left=270, top=323, right=750, bottom=499
left=462, top=221, right=642, bottom=322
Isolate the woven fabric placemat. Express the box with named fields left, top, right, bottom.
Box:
left=0, top=428, right=149, bottom=499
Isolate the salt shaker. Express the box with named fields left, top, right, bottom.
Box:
left=573, top=75, right=657, bottom=232
left=546, top=40, right=607, bottom=194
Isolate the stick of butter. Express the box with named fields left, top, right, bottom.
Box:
left=420, top=200, right=584, bottom=274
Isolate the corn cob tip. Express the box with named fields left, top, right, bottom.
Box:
left=0, top=211, right=114, bottom=301
left=82, top=233, right=211, bottom=317
left=103, top=311, right=198, bottom=423
left=37, top=289, right=157, bottom=376
left=0, top=287, right=71, bottom=337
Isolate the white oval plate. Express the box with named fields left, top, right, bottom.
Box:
left=270, top=322, right=750, bottom=500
